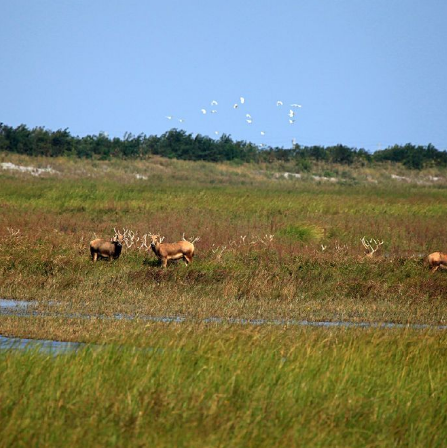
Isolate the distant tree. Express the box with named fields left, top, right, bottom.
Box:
left=0, top=123, right=13, bottom=152
left=8, top=124, right=32, bottom=154
left=373, top=143, right=446, bottom=169
left=0, top=122, right=445, bottom=169
left=328, top=144, right=355, bottom=164
left=50, top=128, right=73, bottom=157
left=307, top=145, right=328, bottom=161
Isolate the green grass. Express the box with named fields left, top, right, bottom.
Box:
left=1, top=154, right=447, bottom=446
left=1, top=326, right=447, bottom=448
left=277, top=223, right=325, bottom=242
left=1, top=165, right=447, bottom=326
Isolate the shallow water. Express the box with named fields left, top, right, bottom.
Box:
left=0, top=299, right=37, bottom=309
left=0, top=335, right=85, bottom=354
left=2, top=297, right=447, bottom=355
left=1, top=298, right=447, bottom=331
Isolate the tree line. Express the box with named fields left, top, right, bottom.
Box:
left=1, top=123, right=445, bottom=169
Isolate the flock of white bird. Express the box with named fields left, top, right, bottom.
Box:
left=166, top=97, right=302, bottom=147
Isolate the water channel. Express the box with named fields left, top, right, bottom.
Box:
left=1, top=298, right=446, bottom=355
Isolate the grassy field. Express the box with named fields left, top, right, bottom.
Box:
left=1, top=153, right=447, bottom=327
left=2, top=325, right=447, bottom=448
left=1, top=153, right=447, bottom=446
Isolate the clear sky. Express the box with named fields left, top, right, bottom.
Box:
left=1, top=0, right=446, bottom=151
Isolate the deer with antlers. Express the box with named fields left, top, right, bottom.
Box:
left=361, top=237, right=384, bottom=258
left=427, top=252, right=447, bottom=272
left=90, top=228, right=124, bottom=262
left=148, top=233, right=199, bottom=267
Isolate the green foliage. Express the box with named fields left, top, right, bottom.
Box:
left=373, top=143, right=447, bottom=169
left=1, top=122, right=446, bottom=168
left=277, top=224, right=324, bottom=242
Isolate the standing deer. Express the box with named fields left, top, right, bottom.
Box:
left=427, top=252, right=447, bottom=272
left=90, top=229, right=124, bottom=262
left=149, top=233, right=199, bottom=268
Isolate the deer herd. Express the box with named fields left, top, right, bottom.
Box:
left=90, top=228, right=199, bottom=268
left=89, top=228, right=447, bottom=272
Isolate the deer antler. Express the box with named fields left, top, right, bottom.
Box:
left=149, top=232, right=164, bottom=243
left=258, top=234, right=274, bottom=245
left=138, top=234, right=148, bottom=250
left=112, top=227, right=122, bottom=242
left=125, top=229, right=136, bottom=248
left=334, top=241, right=348, bottom=252
left=182, top=233, right=200, bottom=245
left=211, top=244, right=227, bottom=259
left=361, top=237, right=384, bottom=257
left=6, top=227, right=20, bottom=237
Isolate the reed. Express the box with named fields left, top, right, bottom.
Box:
left=2, top=154, right=447, bottom=446
left=1, top=325, right=446, bottom=447
left=1, top=156, right=447, bottom=330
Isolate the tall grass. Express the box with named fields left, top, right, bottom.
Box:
left=1, top=156, right=447, bottom=330
left=1, top=155, right=447, bottom=446
left=1, top=325, right=446, bottom=447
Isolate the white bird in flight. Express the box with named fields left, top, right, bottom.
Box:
left=289, top=119, right=295, bottom=124
left=277, top=100, right=283, bottom=106
left=233, top=104, right=238, bottom=109
left=246, top=119, right=253, bottom=124
left=260, top=131, right=265, bottom=136
left=214, top=131, right=219, bottom=135
left=246, top=113, right=252, bottom=119
left=290, top=104, right=302, bottom=108
left=240, top=97, right=245, bottom=104
left=179, top=118, right=185, bottom=123
left=166, top=116, right=173, bottom=120
left=211, top=110, right=217, bottom=114
left=288, top=110, right=295, bottom=118
left=211, top=100, right=218, bottom=106
left=201, top=109, right=207, bottom=114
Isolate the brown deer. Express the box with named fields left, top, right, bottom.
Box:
left=427, top=252, right=447, bottom=272
left=90, top=229, right=124, bottom=262
left=149, top=233, right=199, bottom=268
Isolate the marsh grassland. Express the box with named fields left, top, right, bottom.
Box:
left=1, top=153, right=447, bottom=447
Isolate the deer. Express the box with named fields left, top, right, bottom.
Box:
left=148, top=233, right=199, bottom=268
left=361, top=237, right=384, bottom=258
left=90, top=228, right=124, bottom=262
left=427, top=252, right=447, bottom=272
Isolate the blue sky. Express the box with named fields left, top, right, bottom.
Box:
left=1, top=0, right=446, bottom=151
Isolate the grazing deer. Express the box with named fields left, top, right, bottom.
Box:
left=427, top=252, right=447, bottom=272
left=90, top=229, right=124, bottom=262
left=149, top=233, right=199, bottom=268
left=361, top=237, right=384, bottom=258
